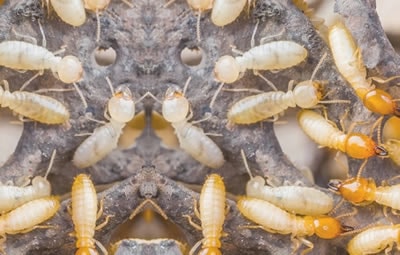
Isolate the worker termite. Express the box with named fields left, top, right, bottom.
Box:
left=0, top=80, right=70, bottom=124
left=210, top=40, right=308, bottom=108
left=0, top=150, right=55, bottom=214
left=328, top=21, right=400, bottom=117
left=161, top=85, right=225, bottom=169
left=237, top=197, right=352, bottom=254
left=381, top=116, right=400, bottom=166
left=226, top=52, right=349, bottom=124
left=47, top=0, right=86, bottom=26
left=71, top=174, right=109, bottom=255
left=0, top=197, right=60, bottom=250
left=347, top=224, right=400, bottom=255
left=72, top=84, right=136, bottom=168
left=184, top=174, right=226, bottom=255
left=241, top=149, right=334, bottom=215
left=0, top=40, right=83, bottom=84
left=211, top=0, right=247, bottom=27
left=297, top=109, right=388, bottom=159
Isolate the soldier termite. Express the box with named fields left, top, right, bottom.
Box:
left=347, top=224, right=400, bottom=255
left=47, top=0, right=86, bottom=26
left=297, top=109, right=388, bottom=159
left=226, top=52, right=349, bottom=124
left=0, top=80, right=70, bottom=124
left=328, top=21, right=400, bottom=117
left=71, top=174, right=110, bottom=255
left=0, top=197, right=60, bottom=251
left=0, top=150, right=56, bottom=214
left=211, top=0, right=247, bottom=27
left=210, top=40, right=308, bottom=109
left=184, top=174, right=226, bottom=255
left=72, top=84, right=136, bottom=168
left=237, top=197, right=352, bottom=254
left=161, top=85, right=225, bottom=169
left=241, top=149, right=334, bottom=215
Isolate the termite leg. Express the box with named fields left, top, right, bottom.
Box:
left=96, top=199, right=105, bottom=219
left=67, top=203, right=72, bottom=215
left=11, top=28, right=37, bottom=45
left=259, top=29, right=285, bottom=44
left=368, top=75, right=400, bottom=84
left=129, top=199, right=168, bottom=220
left=191, top=113, right=212, bottom=125
left=193, top=199, right=200, bottom=219
left=253, top=71, right=278, bottom=91
left=121, top=0, right=134, bottom=8
left=183, top=214, right=202, bottom=231
left=94, top=239, right=109, bottom=255
left=19, top=71, right=43, bottom=91
left=297, top=236, right=313, bottom=255
left=9, top=224, right=55, bottom=235
left=72, top=82, right=88, bottom=109
left=95, top=215, right=113, bottom=230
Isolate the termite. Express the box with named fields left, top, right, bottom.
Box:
left=211, top=0, right=247, bottom=27
left=47, top=0, right=86, bottom=26
left=184, top=174, right=226, bottom=255
left=161, top=85, right=225, bottom=169
left=71, top=174, right=109, bottom=255
left=241, top=149, right=334, bottom=215
left=0, top=197, right=60, bottom=249
left=0, top=150, right=56, bottom=214
left=0, top=40, right=83, bottom=84
left=0, top=80, right=70, bottom=124
left=328, top=21, right=400, bottom=117
left=72, top=84, right=135, bottom=168
left=237, top=197, right=351, bottom=254
left=381, top=116, right=400, bottom=166
left=297, top=109, right=388, bottom=159
left=210, top=40, right=308, bottom=108
left=227, top=52, right=349, bottom=124
left=347, top=224, right=400, bottom=255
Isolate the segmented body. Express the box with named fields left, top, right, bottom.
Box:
left=199, top=174, right=226, bottom=254
left=246, top=176, right=333, bottom=215
left=71, top=174, right=98, bottom=254
left=297, top=110, right=386, bottom=159
left=347, top=225, right=400, bottom=255
left=50, top=0, right=86, bottom=26
left=211, top=0, right=246, bottom=26
left=0, top=86, right=70, bottom=124
left=0, top=197, right=59, bottom=235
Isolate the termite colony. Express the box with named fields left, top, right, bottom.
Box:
left=0, top=0, right=400, bottom=254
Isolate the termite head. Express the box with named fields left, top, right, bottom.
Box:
left=108, top=85, right=135, bottom=123
left=198, top=247, right=222, bottom=255
left=363, top=89, right=397, bottom=115
left=75, top=247, right=98, bottom=255
left=313, top=216, right=347, bottom=239
left=32, top=176, right=52, bottom=197
left=246, top=176, right=266, bottom=195
left=293, top=81, right=323, bottom=108
left=84, top=0, right=111, bottom=11
left=328, top=177, right=376, bottom=204
left=57, top=56, right=83, bottom=83
left=345, top=134, right=388, bottom=158
left=214, top=56, right=240, bottom=84
left=162, top=86, right=190, bottom=123
left=187, top=0, right=213, bottom=11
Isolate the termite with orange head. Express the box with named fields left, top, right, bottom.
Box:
left=238, top=197, right=352, bottom=254
left=0, top=150, right=56, bottom=214
left=328, top=21, right=400, bottom=117
left=161, top=85, right=225, bottom=169
left=347, top=224, right=400, bottom=255
left=0, top=80, right=70, bottom=124
left=226, top=52, right=349, bottom=124
left=184, top=174, right=226, bottom=255
left=211, top=0, right=247, bottom=27
left=71, top=174, right=110, bottom=255
left=46, top=0, right=86, bottom=26
left=297, top=109, right=388, bottom=159
left=241, top=149, right=334, bottom=215
left=0, top=197, right=60, bottom=250
left=72, top=84, right=136, bottom=168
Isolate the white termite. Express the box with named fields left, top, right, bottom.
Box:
left=211, top=0, right=247, bottom=27
left=48, top=0, right=86, bottom=26
left=0, top=150, right=56, bottom=214
left=161, top=85, right=225, bottom=169
left=72, top=84, right=136, bottom=168
left=241, top=149, right=334, bottom=215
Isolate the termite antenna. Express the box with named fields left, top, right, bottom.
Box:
left=356, top=159, right=368, bottom=180
left=44, top=149, right=57, bottom=179
left=241, top=149, right=253, bottom=179
left=38, top=19, right=47, bottom=48
left=310, top=51, right=327, bottom=82
left=143, top=91, right=162, bottom=104
left=96, top=10, right=101, bottom=43
left=328, top=198, right=345, bottom=217
left=105, top=76, right=115, bottom=95
left=209, top=82, right=224, bottom=109
left=182, top=76, right=192, bottom=96
left=129, top=199, right=168, bottom=220
left=250, top=19, right=259, bottom=48
left=72, top=82, right=88, bottom=109
left=196, top=10, right=201, bottom=42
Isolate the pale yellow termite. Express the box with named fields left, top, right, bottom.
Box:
left=211, top=0, right=247, bottom=27
left=237, top=197, right=351, bottom=254
left=0, top=80, right=70, bottom=124
left=161, top=86, right=225, bottom=169
left=0, top=197, right=60, bottom=248
left=0, top=41, right=83, bottom=84
left=184, top=174, right=226, bottom=255
left=381, top=116, right=400, bottom=166
left=0, top=150, right=56, bottom=214
left=297, top=109, right=388, bottom=159
left=71, top=174, right=108, bottom=255
left=72, top=85, right=135, bottom=168
left=48, top=0, right=86, bottom=26
left=242, top=149, right=333, bottom=215
left=347, top=225, right=400, bottom=255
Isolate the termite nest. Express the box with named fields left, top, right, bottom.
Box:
left=0, top=0, right=400, bottom=254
